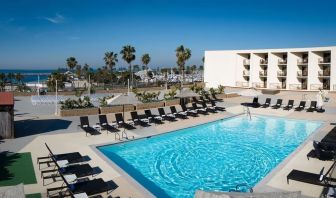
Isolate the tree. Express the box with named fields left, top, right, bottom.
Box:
left=141, top=53, right=151, bottom=71
left=0, top=73, right=6, bottom=91
left=104, top=51, right=118, bottom=74
left=75, top=65, right=82, bottom=78
left=47, top=72, right=66, bottom=92
left=15, top=73, right=24, bottom=85
left=66, top=57, right=78, bottom=71
left=175, top=45, right=191, bottom=84
left=7, top=73, right=15, bottom=91
left=120, top=45, right=136, bottom=86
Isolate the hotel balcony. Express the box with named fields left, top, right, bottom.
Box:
left=289, top=83, right=307, bottom=90
left=310, top=84, right=323, bottom=91
left=297, top=71, right=308, bottom=78
left=259, top=70, right=267, bottom=77
left=236, top=81, right=249, bottom=87
left=297, top=59, right=308, bottom=65
left=277, top=70, right=286, bottom=78
left=318, top=70, right=330, bottom=78
left=318, top=57, right=331, bottom=64
left=260, top=59, right=268, bottom=65
left=278, top=59, right=287, bottom=65
left=269, top=83, right=285, bottom=89
left=243, top=70, right=250, bottom=76
left=243, top=59, right=250, bottom=65
left=252, top=82, right=266, bottom=88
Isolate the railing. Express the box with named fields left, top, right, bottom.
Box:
left=259, top=70, right=267, bottom=77
left=297, top=59, right=308, bottom=65
left=277, top=70, right=286, bottom=77
left=318, top=70, right=330, bottom=76
left=310, top=84, right=323, bottom=91
left=319, top=58, right=331, bottom=64
left=289, top=84, right=308, bottom=90
left=252, top=82, right=266, bottom=88
left=236, top=81, right=249, bottom=87
left=260, top=59, right=268, bottom=65
left=243, top=59, right=250, bottom=65
left=269, top=83, right=282, bottom=89
left=297, top=71, right=308, bottom=77
left=278, top=59, right=287, bottom=64
left=243, top=70, right=250, bottom=76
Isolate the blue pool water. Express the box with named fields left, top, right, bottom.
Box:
left=98, top=116, right=321, bottom=198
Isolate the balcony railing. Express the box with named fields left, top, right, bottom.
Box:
left=259, top=70, right=267, bottom=77
left=318, top=70, right=330, bottom=77
left=269, top=83, right=283, bottom=89
left=319, top=58, right=331, bottom=64
left=310, top=84, right=323, bottom=91
left=297, top=59, right=308, bottom=65
left=243, top=59, right=250, bottom=65
left=236, top=81, right=249, bottom=87
left=278, top=59, right=287, bottom=65
left=243, top=70, right=250, bottom=76
left=277, top=70, right=287, bottom=77
left=260, top=59, right=268, bottom=65
left=252, top=82, right=266, bottom=88
left=289, top=84, right=307, bottom=90
left=297, top=71, right=308, bottom=77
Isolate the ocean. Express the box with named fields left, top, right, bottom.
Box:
left=0, top=69, right=54, bottom=83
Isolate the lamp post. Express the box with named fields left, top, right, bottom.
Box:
left=55, top=80, right=58, bottom=115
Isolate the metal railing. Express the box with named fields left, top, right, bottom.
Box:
left=243, top=59, right=250, bottom=65
left=318, top=70, right=330, bottom=76
left=297, top=71, right=308, bottom=77
left=236, top=81, right=249, bottom=87
left=259, top=70, right=267, bottom=77
left=252, top=82, right=266, bottom=88
left=310, top=84, right=323, bottom=91
left=243, top=70, right=250, bottom=76
left=289, top=84, right=307, bottom=90
left=269, top=83, right=282, bottom=89
left=260, top=59, right=268, bottom=65
left=319, top=58, right=331, bottom=64
left=278, top=59, right=287, bottom=64
left=297, top=59, right=308, bottom=65
left=277, top=70, right=286, bottom=77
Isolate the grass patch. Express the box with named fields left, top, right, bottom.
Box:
left=0, top=152, right=37, bottom=186
left=26, top=193, right=41, bottom=198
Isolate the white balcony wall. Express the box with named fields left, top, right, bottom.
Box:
left=235, top=54, right=246, bottom=83
left=308, top=51, right=321, bottom=90
left=250, top=53, right=260, bottom=86
left=287, top=52, right=300, bottom=88
left=331, top=48, right=336, bottom=90
left=268, top=53, right=279, bottom=87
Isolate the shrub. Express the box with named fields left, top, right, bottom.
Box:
left=164, top=86, right=177, bottom=100
left=60, top=96, right=94, bottom=110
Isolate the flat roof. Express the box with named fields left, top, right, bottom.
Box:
left=0, top=92, right=14, bottom=106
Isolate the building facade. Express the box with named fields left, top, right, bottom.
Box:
left=204, top=46, right=336, bottom=91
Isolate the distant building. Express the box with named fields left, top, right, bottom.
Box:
left=204, top=46, right=335, bottom=91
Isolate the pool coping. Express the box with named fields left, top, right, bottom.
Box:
left=90, top=112, right=327, bottom=197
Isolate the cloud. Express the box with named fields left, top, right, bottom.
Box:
left=44, top=13, right=64, bottom=24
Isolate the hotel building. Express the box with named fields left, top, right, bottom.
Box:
left=204, top=46, right=336, bottom=91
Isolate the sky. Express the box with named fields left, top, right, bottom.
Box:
left=0, top=0, right=336, bottom=70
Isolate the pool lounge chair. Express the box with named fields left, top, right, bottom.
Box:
left=272, top=99, right=283, bottom=109
left=307, top=141, right=336, bottom=161
left=261, top=98, right=271, bottom=108
left=80, top=116, right=100, bottom=136
left=115, top=113, right=135, bottom=130
left=211, top=93, right=223, bottom=102
left=38, top=143, right=86, bottom=169
left=98, top=115, right=120, bottom=138
left=180, top=104, right=198, bottom=117
left=250, top=97, right=261, bottom=108
left=47, top=173, right=118, bottom=197
left=307, top=101, right=317, bottom=112
left=283, top=100, right=294, bottom=111
left=158, top=108, right=176, bottom=121
left=204, top=94, right=215, bottom=103
left=130, top=111, right=150, bottom=126
left=192, top=97, right=203, bottom=104
left=287, top=161, right=336, bottom=187
left=144, top=109, right=163, bottom=124
left=201, top=101, right=217, bottom=113
left=192, top=103, right=208, bottom=115
left=294, top=101, right=306, bottom=111
left=210, top=100, right=225, bottom=111
left=170, top=106, right=188, bottom=119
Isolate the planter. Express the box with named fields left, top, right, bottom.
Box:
left=100, top=105, right=135, bottom=114
left=59, top=107, right=99, bottom=117
left=225, top=93, right=239, bottom=98
left=165, top=99, right=180, bottom=106
left=136, top=101, right=165, bottom=110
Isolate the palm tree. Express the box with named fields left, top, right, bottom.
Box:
left=175, top=45, right=192, bottom=84
left=141, top=53, right=151, bottom=71
left=104, top=52, right=118, bottom=85
left=15, top=73, right=24, bottom=85
left=0, top=73, right=6, bottom=91
left=120, top=45, right=136, bottom=86
left=66, top=57, right=78, bottom=71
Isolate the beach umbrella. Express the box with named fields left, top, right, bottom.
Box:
left=317, top=92, right=324, bottom=108
left=107, top=92, right=140, bottom=116
left=238, top=88, right=262, bottom=97
left=175, top=88, right=200, bottom=98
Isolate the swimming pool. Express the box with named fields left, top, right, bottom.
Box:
left=97, top=115, right=321, bottom=198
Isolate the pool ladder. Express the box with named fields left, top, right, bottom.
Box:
left=244, top=106, right=252, bottom=120
left=229, top=183, right=253, bottom=193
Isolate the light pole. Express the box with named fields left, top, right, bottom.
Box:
left=55, top=80, right=58, bottom=115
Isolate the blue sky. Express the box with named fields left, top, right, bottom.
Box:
left=0, top=0, right=336, bottom=69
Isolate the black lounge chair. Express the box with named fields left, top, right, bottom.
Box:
left=316, top=108, right=326, bottom=113
left=307, top=101, right=317, bottom=112
left=38, top=143, right=86, bottom=169
left=283, top=100, right=294, bottom=110
left=211, top=93, right=223, bottom=102
left=294, top=101, right=306, bottom=111
left=271, top=99, right=283, bottom=109
left=201, top=101, right=217, bottom=113
left=158, top=108, right=176, bottom=121
left=287, top=161, right=336, bottom=187
left=144, top=109, right=163, bottom=124
left=180, top=104, right=198, bottom=117
left=170, top=106, right=188, bottom=119
left=200, top=96, right=210, bottom=103
left=307, top=141, right=336, bottom=161
left=250, top=97, right=261, bottom=108
left=321, top=127, right=336, bottom=143
left=98, top=115, right=120, bottom=139
left=204, top=94, right=215, bottom=103
left=47, top=173, right=118, bottom=197
left=192, top=97, right=202, bottom=104
left=130, top=111, right=150, bottom=126
left=261, top=98, right=271, bottom=108
left=80, top=116, right=100, bottom=136
left=192, top=103, right=208, bottom=114
left=115, top=113, right=135, bottom=130
left=210, top=100, right=225, bottom=111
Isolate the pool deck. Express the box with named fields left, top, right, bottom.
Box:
left=1, top=93, right=336, bottom=198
